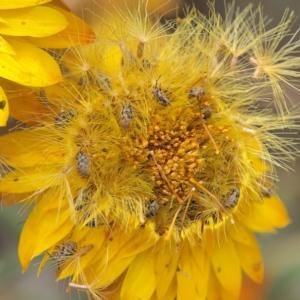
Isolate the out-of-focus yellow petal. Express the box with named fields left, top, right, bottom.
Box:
left=177, top=242, right=198, bottom=300
left=26, top=5, right=96, bottom=48
left=0, top=51, right=28, bottom=84
left=0, top=80, right=55, bottom=125
left=190, top=243, right=210, bottom=299
left=239, top=194, right=290, bottom=232
left=18, top=195, right=73, bottom=272
left=0, top=165, right=62, bottom=193
left=6, top=90, right=52, bottom=125
left=3, top=37, right=62, bottom=86
left=0, top=36, right=16, bottom=55
left=0, top=0, right=52, bottom=9
left=228, top=222, right=255, bottom=245
left=234, top=239, right=263, bottom=284
left=0, top=6, right=68, bottom=37
left=121, top=249, right=156, bottom=300
left=153, top=240, right=179, bottom=299
left=152, top=277, right=177, bottom=300
left=86, top=224, right=157, bottom=288
left=206, top=269, right=238, bottom=300
left=229, top=221, right=263, bottom=283
left=0, top=192, right=35, bottom=206
left=210, top=235, right=242, bottom=298
left=0, top=128, right=63, bottom=168
left=0, top=86, right=9, bottom=126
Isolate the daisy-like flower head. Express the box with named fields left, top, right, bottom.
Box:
left=0, top=0, right=96, bottom=126
left=1, top=1, right=299, bottom=299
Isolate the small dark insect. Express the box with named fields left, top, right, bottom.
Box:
left=95, top=70, right=111, bottom=90
left=224, top=188, right=240, bottom=209
left=202, top=106, right=213, bottom=120
left=152, top=76, right=171, bottom=106
left=84, top=213, right=102, bottom=228
left=147, top=199, right=159, bottom=217
left=54, top=110, right=77, bottom=128
left=73, top=186, right=95, bottom=210
left=142, top=58, right=151, bottom=69
left=78, top=75, right=87, bottom=86
left=78, top=69, right=111, bottom=91
left=77, top=152, right=90, bottom=178
left=52, top=241, right=77, bottom=263
left=188, top=86, right=205, bottom=99
left=120, top=103, right=133, bottom=128
left=261, top=187, right=271, bottom=198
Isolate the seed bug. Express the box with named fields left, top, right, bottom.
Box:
left=83, top=213, right=102, bottom=228
left=188, top=86, right=220, bottom=154
left=73, top=186, right=95, bottom=210
left=224, top=188, right=240, bottom=209
left=51, top=241, right=77, bottom=267
left=120, top=103, right=133, bottom=128
left=78, top=68, right=111, bottom=91
left=202, top=106, right=213, bottom=120
left=141, top=58, right=151, bottom=70
left=152, top=76, right=171, bottom=106
left=147, top=199, right=159, bottom=217
left=261, top=186, right=271, bottom=198
left=54, top=110, right=77, bottom=128
left=188, top=87, right=205, bottom=99
left=95, top=69, right=111, bottom=91
left=77, top=152, right=90, bottom=178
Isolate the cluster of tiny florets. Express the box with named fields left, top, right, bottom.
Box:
left=15, top=2, right=299, bottom=242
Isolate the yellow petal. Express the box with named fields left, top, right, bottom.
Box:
left=0, top=6, right=68, bottom=37
left=177, top=242, right=199, bottom=300
left=228, top=222, right=255, bottom=245
left=26, top=4, right=96, bottom=48
left=121, top=249, right=156, bottom=300
left=0, top=36, right=16, bottom=55
left=88, top=223, right=157, bottom=288
left=0, top=165, right=62, bottom=193
left=206, top=269, right=239, bottom=300
left=239, top=194, right=290, bottom=232
left=0, top=86, right=9, bottom=126
left=0, top=0, right=52, bottom=9
left=233, top=238, right=264, bottom=284
left=18, top=195, right=73, bottom=272
left=3, top=37, right=62, bottom=86
left=150, top=277, right=177, bottom=300
left=210, top=235, right=242, bottom=298
left=1, top=192, right=34, bottom=206
left=190, top=243, right=210, bottom=299
left=0, top=128, right=64, bottom=168
left=6, top=89, right=53, bottom=125
left=56, top=228, right=103, bottom=281
left=0, top=80, right=55, bottom=125
left=153, top=239, right=179, bottom=299
left=117, top=224, right=158, bottom=259
left=0, top=51, right=28, bottom=84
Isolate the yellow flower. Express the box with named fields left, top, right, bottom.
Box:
left=0, top=2, right=298, bottom=299
left=0, top=0, right=96, bottom=126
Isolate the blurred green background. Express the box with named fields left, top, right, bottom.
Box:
left=1, top=0, right=300, bottom=299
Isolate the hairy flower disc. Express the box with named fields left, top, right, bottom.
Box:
left=0, top=2, right=298, bottom=300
